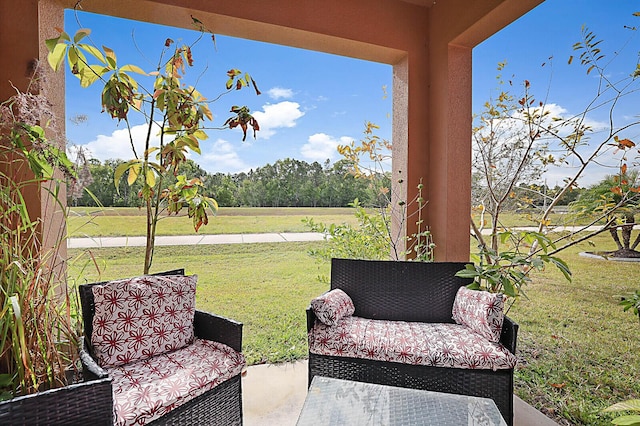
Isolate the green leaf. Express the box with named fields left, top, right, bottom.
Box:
left=145, top=169, right=156, bottom=188
left=58, top=30, right=71, bottom=42
left=73, top=28, right=91, bottom=43
left=78, top=43, right=107, bottom=64
left=47, top=42, right=67, bottom=72
left=128, top=163, right=141, bottom=186
left=79, top=65, right=109, bottom=88
left=499, top=231, right=513, bottom=244
left=45, top=36, right=60, bottom=53
left=604, top=400, right=640, bottom=413
left=103, top=45, right=117, bottom=68
left=455, top=268, right=480, bottom=279
left=545, top=256, right=572, bottom=281
left=0, top=373, right=14, bottom=387
left=205, top=196, right=219, bottom=213
left=114, top=160, right=138, bottom=189
left=120, top=64, right=147, bottom=75
left=193, top=129, right=209, bottom=140
left=67, top=47, right=79, bottom=70
left=466, top=282, right=481, bottom=290
left=501, top=276, right=516, bottom=297
left=611, top=415, right=640, bottom=426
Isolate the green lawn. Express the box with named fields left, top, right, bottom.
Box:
left=66, top=208, right=640, bottom=425
left=508, top=233, right=640, bottom=425
left=67, top=207, right=358, bottom=237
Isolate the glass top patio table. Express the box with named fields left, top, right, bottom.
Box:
left=296, top=376, right=508, bottom=426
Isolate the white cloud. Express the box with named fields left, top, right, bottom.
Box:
left=301, top=133, right=353, bottom=162
left=513, top=103, right=608, bottom=135
left=474, top=101, right=624, bottom=188
left=69, top=120, right=253, bottom=174
left=199, top=138, right=251, bottom=174
left=267, top=87, right=294, bottom=100
left=250, top=101, right=305, bottom=139
left=69, top=123, right=162, bottom=162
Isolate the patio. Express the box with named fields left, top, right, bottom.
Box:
left=1, top=1, right=563, bottom=424
left=242, top=361, right=558, bottom=425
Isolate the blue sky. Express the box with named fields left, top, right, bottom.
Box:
left=64, top=1, right=640, bottom=185
left=473, top=0, right=640, bottom=187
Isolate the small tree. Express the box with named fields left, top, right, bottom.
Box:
left=47, top=18, right=261, bottom=274
left=306, top=122, right=434, bottom=263
left=571, top=169, right=640, bottom=257
left=465, top=20, right=640, bottom=297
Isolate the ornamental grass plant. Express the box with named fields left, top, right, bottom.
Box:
left=0, top=67, right=80, bottom=400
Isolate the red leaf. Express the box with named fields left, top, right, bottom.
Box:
left=618, top=138, right=636, bottom=149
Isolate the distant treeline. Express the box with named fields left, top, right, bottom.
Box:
left=69, top=157, right=388, bottom=208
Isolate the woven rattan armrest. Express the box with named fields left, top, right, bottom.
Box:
left=80, top=338, right=108, bottom=380
left=194, top=310, right=243, bottom=353
left=500, top=316, right=518, bottom=354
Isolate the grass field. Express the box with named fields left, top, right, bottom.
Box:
left=67, top=207, right=358, bottom=237
left=66, top=207, right=640, bottom=425
left=507, top=234, right=640, bottom=425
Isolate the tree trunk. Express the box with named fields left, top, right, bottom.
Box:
left=609, top=226, right=624, bottom=250
left=621, top=214, right=635, bottom=250
left=631, top=232, right=640, bottom=250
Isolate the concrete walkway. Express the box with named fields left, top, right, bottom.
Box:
left=242, top=361, right=558, bottom=425
left=68, top=224, right=626, bottom=249
left=67, top=232, right=326, bottom=248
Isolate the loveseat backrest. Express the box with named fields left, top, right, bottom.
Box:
left=330, top=258, right=472, bottom=323
left=78, top=269, right=185, bottom=344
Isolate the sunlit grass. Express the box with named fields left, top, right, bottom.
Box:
left=67, top=207, right=358, bottom=237
left=507, top=232, right=640, bottom=425
left=471, top=211, right=599, bottom=229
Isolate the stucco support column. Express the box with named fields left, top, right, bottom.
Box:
left=391, top=57, right=409, bottom=260
left=39, top=1, right=68, bottom=275
left=426, top=43, right=472, bottom=262
left=0, top=0, right=67, bottom=268
left=399, top=39, right=472, bottom=263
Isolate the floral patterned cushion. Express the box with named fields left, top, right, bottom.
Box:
left=452, top=287, right=505, bottom=343
left=311, top=289, right=355, bottom=326
left=91, top=274, right=197, bottom=368
left=108, top=338, right=246, bottom=426
left=309, top=316, right=517, bottom=371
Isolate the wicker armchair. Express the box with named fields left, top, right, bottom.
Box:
left=307, top=258, right=518, bottom=425
left=79, top=270, right=244, bottom=425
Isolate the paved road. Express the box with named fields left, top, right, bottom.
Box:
left=67, top=232, right=326, bottom=248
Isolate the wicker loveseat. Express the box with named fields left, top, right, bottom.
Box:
left=79, top=270, right=245, bottom=426
left=306, top=258, right=519, bottom=425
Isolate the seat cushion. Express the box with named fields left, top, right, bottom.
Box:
left=91, top=274, right=197, bottom=367
left=309, top=316, right=517, bottom=371
left=108, top=338, right=246, bottom=426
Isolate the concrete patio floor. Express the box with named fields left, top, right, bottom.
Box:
left=242, top=360, right=558, bottom=425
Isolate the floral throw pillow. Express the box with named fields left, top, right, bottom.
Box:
left=91, top=274, right=197, bottom=368
left=311, top=289, right=355, bottom=326
left=452, top=286, right=504, bottom=343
